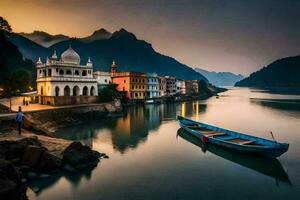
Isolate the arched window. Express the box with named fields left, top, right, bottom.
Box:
left=82, top=86, right=88, bottom=96
left=75, top=70, right=79, bottom=76
left=66, top=70, right=72, bottom=75
left=59, top=69, right=64, bottom=75
left=90, top=86, right=95, bottom=96
left=82, top=70, right=87, bottom=76
left=64, top=86, right=71, bottom=96
left=73, top=86, right=80, bottom=96
left=55, top=86, right=60, bottom=96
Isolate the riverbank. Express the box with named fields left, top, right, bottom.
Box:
left=0, top=100, right=122, bottom=200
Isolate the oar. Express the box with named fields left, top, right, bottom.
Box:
left=270, top=131, right=277, bottom=142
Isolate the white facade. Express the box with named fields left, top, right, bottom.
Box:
left=36, top=46, right=98, bottom=99
left=146, top=73, right=159, bottom=98
left=176, top=79, right=186, bottom=95
left=94, top=71, right=111, bottom=91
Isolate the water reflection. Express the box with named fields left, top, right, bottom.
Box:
left=54, top=102, right=205, bottom=154
left=177, top=128, right=292, bottom=186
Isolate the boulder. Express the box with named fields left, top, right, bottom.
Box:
left=21, top=145, right=44, bottom=168
left=63, top=142, right=100, bottom=170
left=0, top=159, right=26, bottom=200
left=38, top=151, right=62, bottom=173
left=0, top=178, right=19, bottom=200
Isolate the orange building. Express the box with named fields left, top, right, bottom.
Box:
left=110, top=61, right=146, bottom=100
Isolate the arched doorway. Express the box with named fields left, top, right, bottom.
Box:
left=55, top=86, right=60, bottom=96
left=73, top=86, right=80, bottom=96
left=40, top=86, right=44, bottom=95
left=64, top=86, right=71, bottom=96
left=90, top=86, right=95, bottom=96
left=82, top=86, right=88, bottom=96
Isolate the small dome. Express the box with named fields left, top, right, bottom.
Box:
left=61, top=45, right=80, bottom=65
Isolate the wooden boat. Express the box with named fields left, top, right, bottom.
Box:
left=177, top=129, right=291, bottom=185
left=177, top=116, right=289, bottom=158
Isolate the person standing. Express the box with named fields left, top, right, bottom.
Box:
left=16, top=106, right=23, bottom=135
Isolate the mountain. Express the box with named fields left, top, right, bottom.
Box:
left=10, top=28, right=208, bottom=82
left=0, top=30, right=35, bottom=91
left=195, top=68, right=244, bottom=86
left=235, top=55, right=300, bottom=88
left=79, top=28, right=112, bottom=43
left=19, top=31, right=69, bottom=47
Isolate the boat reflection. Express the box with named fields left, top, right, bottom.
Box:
left=177, top=128, right=291, bottom=186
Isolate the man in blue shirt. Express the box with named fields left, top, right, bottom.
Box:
left=16, top=106, right=23, bottom=135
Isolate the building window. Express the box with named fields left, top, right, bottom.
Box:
left=124, top=80, right=126, bottom=83
left=56, top=68, right=58, bottom=73
left=105, top=79, right=107, bottom=83
left=123, top=87, right=125, bottom=91
left=75, top=70, right=79, bottom=76
left=82, top=70, right=87, bottom=76
left=132, top=86, right=134, bottom=90
left=59, top=69, right=64, bottom=75
left=135, top=93, right=138, bottom=97
left=66, top=70, right=72, bottom=75
left=48, top=69, right=52, bottom=76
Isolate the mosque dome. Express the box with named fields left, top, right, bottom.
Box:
left=61, top=45, right=80, bottom=65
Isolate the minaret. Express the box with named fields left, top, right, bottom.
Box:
left=111, top=59, right=117, bottom=76
left=36, top=57, right=43, bottom=65
left=86, top=57, right=93, bottom=67
left=51, top=50, right=57, bottom=60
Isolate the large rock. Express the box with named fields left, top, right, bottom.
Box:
left=0, top=137, right=41, bottom=161
left=21, top=145, right=44, bottom=168
left=63, top=142, right=100, bottom=170
left=0, top=159, right=26, bottom=200
left=38, top=151, right=62, bottom=173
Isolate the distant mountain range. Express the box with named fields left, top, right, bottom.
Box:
left=19, top=28, right=112, bottom=47
left=194, top=68, right=244, bottom=86
left=9, top=28, right=208, bottom=82
left=235, top=55, right=300, bottom=88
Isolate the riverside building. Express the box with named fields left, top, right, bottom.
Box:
left=146, top=73, right=159, bottom=98
left=36, top=46, right=98, bottom=105
left=110, top=60, right=146, bottom=100
left=165, top=76, right=176, bottom=96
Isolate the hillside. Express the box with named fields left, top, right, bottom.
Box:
left=235, top=55, right=300, bottom=88
left=10, top=28, right=207, bottom=82
left=195, top=68, right=244, bottom=86
left=0, top=30, right=35, bottom=93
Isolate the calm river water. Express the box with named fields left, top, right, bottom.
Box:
left=29, top=88, right=300, bottom=200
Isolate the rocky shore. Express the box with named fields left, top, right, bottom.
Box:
left=0, top=101, right=121, bottom=200
left=0, top=131, right=108, bottom=200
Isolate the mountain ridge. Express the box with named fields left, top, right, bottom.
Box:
left=235, top=55, right=300, bottom=88
left=195, top=68, right=244, bottom=86
left=9, top=28, right=208, bottom=82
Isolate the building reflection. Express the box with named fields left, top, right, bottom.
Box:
left=54, top=101, right=209, bottom=154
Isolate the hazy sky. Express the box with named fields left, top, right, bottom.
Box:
left=1, top=0, right=299, bottom=75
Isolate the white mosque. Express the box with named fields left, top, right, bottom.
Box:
left=36, top=46, right=98, bottom=105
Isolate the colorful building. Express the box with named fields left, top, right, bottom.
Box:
left=110, top=61, right=146, bottom=100
left=165, top=76, right=176, bottom=96
left=185, top=80, right=199, bottom=95
left=176, top=79, right=186, bottom=95
left=146, top=73, right=159, bottom=98
left=158, top=76, right=166, bottom=97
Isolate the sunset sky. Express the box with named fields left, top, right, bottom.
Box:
left=1, top=0, right=299, bottom=75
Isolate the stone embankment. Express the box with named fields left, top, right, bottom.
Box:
left=24, top=100, right=123, bottom=134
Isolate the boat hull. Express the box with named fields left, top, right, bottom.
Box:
left=178, top=116, right=289, bottom=158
